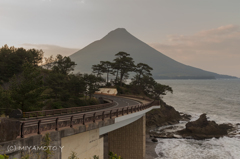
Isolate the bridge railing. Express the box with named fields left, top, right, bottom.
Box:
left=19, top=99, right=160, bottom=138
left=117, top=94, right=153, bottom=101
left=22, top=98, right=114, bottom=118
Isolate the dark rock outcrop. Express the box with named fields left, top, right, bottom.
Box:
left=180, top=113, right=192, bottom=121
left=0, top=118, right=21, bottom=142
left=178, top=114, right=233, bottom=139
left=146, top=102, right=181, bottom=130
left=151, top=138, right=158, bottom=142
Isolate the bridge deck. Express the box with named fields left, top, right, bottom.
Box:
left=19, top=95, right=156, bottom=138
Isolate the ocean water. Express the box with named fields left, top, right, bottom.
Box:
left=154, top=79, right=240, bottom=159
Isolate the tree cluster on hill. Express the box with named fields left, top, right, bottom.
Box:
left=92, top=52, right=173, bottom=100
left=0, top=45, right=104, bottom=112
left=92, top=52, right=135, bottom=86
left=0, top=45, right=43, bottom=84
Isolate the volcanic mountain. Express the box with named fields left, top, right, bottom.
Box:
left=69, top=28, right=236, bottom=79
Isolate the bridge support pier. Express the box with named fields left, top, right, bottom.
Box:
left=108, top=115, right=146, bottom=159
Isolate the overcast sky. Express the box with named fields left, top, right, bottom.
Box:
left=1, top=0, right=240, bottom=77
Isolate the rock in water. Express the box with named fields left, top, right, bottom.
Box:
left=178, top=113, right=233, bottom=139
left=151, top=138, right=158, bottom=142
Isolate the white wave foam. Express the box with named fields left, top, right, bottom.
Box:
left=155, top=137, right=240, bottom=159
left=154, top=80, right=240, bottom=159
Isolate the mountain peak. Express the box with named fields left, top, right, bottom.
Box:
left=101, top=28, right=134, bottom=41
left=112, top=28, right=128, bottom=32
left=69, top=28, right=236, bottom=79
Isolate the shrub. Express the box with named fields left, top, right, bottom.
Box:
left=52, top=101, right=63, bottom=109
left=0, top=110, right=4, bottom=116
left=73, top=98, right=84, bottom=106
left=116, top=86, right=123, bottom=94
left=88, top=98, right=99, bottom=105
left=109, top=151, right=123, bottom=159
left=93, top=155, right=99, bottom=159
left=61, top=102, right=70, bottom=108
left=60, top=93, right=70, bottom=101
left=68, top=151, right=79, bottom=159
left=0, top=154, right=16, bottom=159
left=42, top=133, right=53, bottom=159
left=21, top=153, right=31, bottom=159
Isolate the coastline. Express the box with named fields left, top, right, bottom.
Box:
left=146, top=133, right=158, bottom=159
left=145, top=110, right=239, bottom=159
left=145, top=102, right=184, bottom=159
left=146, top=79, right=240, bottom=159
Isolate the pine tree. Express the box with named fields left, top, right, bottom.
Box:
left=100, top=61, right=113, bottom=85
left=52, top=54, right=76, bottom=75
left=0, top=86, right=12, bottom=112
left=83, top=74, right=104, bottom=98
left=113, top=52, right=135, bottom=86
left=45, top=73, right=68, bottom=101
left=135, top=63, right=153, bottom=85
left=10, top=63, right=45, bottom=111
left=92, top=63, right=104, bottom=77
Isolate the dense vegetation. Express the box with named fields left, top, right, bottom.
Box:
left=0, top=45, right=172, bottom=113
left=0, top=45, right=103, bottom=112
left=0, top=44, right=43, bottom=84
left=92, top=51, right=173, bottom=99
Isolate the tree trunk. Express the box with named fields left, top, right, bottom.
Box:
left=136, top=74, right=139, bottom=85
left=120, top=72, right=124, bottom=87
left=115, top=70, right=119, bottom=82
left=107, top=71, right=109, bottom=84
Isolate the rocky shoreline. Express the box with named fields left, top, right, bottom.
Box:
left=177, top=113, right=234, bottom=140
left=145, top=102, right=188, bottom=158
left=145, top=102, right=239, bottom=158
left=149, top=114, right=236, bottom=140
left=146, top=102, right=185, bottom=130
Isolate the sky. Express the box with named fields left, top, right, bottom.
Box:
left=0, top=0, right=240, bottom=77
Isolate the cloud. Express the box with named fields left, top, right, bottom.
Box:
left=22, top=43, right=79, bottom=58
left=150, top=25, right=240, bottom=77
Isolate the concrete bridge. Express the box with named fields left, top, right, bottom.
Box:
left=0, top=95, right=161, bottom=159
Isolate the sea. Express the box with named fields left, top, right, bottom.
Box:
left=154, top=79, right=240, bottom=159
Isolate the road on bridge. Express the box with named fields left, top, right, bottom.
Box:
left=21, top=95, right=142, bottom=127
left=93, top=94, right=141, bottom=110
left=18, top=94, right=155, bottom=139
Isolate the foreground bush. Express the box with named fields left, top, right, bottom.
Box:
left=109, top=151, right=123, bottom=159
